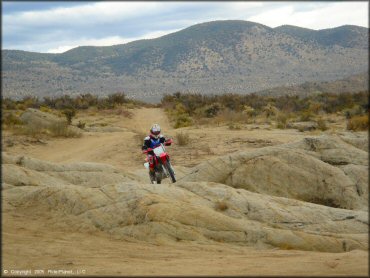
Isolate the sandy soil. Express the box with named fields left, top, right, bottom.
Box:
left=2, top=107, right=368, bottom=276
left=3, top=210, right=368, bottom=276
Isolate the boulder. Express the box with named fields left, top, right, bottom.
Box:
left=19, top=108, right=65, bottom=128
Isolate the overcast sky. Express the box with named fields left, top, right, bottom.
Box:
left=3, top=1, right=368, bottom=53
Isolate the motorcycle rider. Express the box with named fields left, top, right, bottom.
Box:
left=142, top=124, right=170, bottom=180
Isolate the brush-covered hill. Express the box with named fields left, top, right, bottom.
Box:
left=255, top=72, right=369, bottom=97
left=2, top=20, right=368, bottom=101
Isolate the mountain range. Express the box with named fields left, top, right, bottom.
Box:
left=2, top=20, right=368, bottom=102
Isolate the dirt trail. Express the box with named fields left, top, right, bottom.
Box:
left=5, top=108, right=172, bottom=171
left=119, top=107, right=173, bottom=134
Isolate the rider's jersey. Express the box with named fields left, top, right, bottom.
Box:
left=142, top=134, right=166, bottom=150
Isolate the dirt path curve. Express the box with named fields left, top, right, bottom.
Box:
left=5, top=108, right=173, bottom=171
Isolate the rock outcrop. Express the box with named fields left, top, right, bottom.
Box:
left=181, top=135, right=368, bottom=211
left=2, top=135, right=368, bottom=253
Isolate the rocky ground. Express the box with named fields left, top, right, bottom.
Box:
left=2, top=107, right=368, bottom=276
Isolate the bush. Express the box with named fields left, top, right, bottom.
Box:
left=347, top=115, right=368, bottom=131
left=263, top=103, right=278, bottom=118
left=216, top=110, right=246, bottom=124
left=2, top=112, right=22, bottom=127
left=107, top=92, right=126, bottom=106
left=176, top=132, right=190, bottom=146
left=174, top=114, right=192, bottom=128
left=13, top=121, right=44, bottom=137
left=316, top=117, right=328, bottom=131
left=228, top=123, right=242, bottom=130
left=203, top=103, right=222, bottom=118
left=49, top=122, right=82, bottom=138
left=242, top=105, right=257, bottom=117
left=299, top=111, right=313, bottom=121
left=276, top=113, right=288, bottom=129
left=62, top=109, right=76, bottom=125
left=76, top=121, right=86, bottom=129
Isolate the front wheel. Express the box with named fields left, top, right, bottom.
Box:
left=164, top=161, right=176, bottom=183
left=155, top=171, right=162, bottom=184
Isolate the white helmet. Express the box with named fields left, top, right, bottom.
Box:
left=150, top=124, right=161, bottom=138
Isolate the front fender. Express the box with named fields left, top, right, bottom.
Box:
left=159, top=153, right=168, bottom=163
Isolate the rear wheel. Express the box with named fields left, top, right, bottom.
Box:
left=164, top=161, right=176, bottom=183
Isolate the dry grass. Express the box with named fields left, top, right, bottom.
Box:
left=228, top=123, right=242, bottom=130
left=13, top=121, right=81, bottom=138
left=347, top=115, right=368, bottom=131
left=176, top=132, right=191, bottom=146
left=316, top=117, right=328, bottom=131
left=13, top=122, right=44, bottom=138
left=215, top=110, right=247, bottom=125
left=2, top=111, right=22, bottom=127
left=49, top=122, right=82, bottom=138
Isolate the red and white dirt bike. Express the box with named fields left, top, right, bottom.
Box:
left=142, top=138, right=176, bottom=184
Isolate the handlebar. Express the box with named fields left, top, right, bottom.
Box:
left=142, top=139, right=173, bottom=154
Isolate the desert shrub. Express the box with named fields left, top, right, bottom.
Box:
left=53, top=95, right=75, bottom=110
left=2, top=112, right=22, bottom=127
left=174, top=114, right=192, bottom=128
left=276, top=113, right=288, bottom=129
left=76, top=121, right=86, bottom=129
left=168, top=103, right=193, bottom=128
left=308, top=101, right=323, bottom=114
left=316, top=117, right=328, bottom=131
left=216, top=110, right=246, bottom=124
left=97, top=98, right=114, bottom=110
left=242, top=105, right=257, bottom=117
left=21, top=96, right=41, bottom=109
left=263, top=103, right=278, bottom=118
left=176, top=132, right=190, bottom=146
left=299, top=110, right=314, bottom=121
left=2, top=98, right=17, bottom=110
left=62, top=109, right=76, bottom=125
left=203, top=103, right=222, bottom=118
left=107, top=92, right=126, bottom=106
left=13, top=121, right=44, bottom=137
left=228, top=123, right=242, bottom=130
left=39, top=106, right=53, bottom=113
left=347, top=115, right=368, bottom=131
left=49, top=122, right=81, bottom=138
left=343, top=105, right=365, bottom=119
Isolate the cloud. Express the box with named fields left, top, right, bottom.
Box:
left=248, top=2, right=369, bottom=29
left=3, top=1, right=368, bottom=53
left=46, top=29, right=181, bottom=53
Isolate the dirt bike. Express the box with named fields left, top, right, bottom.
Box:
left=142, top=138, right=176, bottom=184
